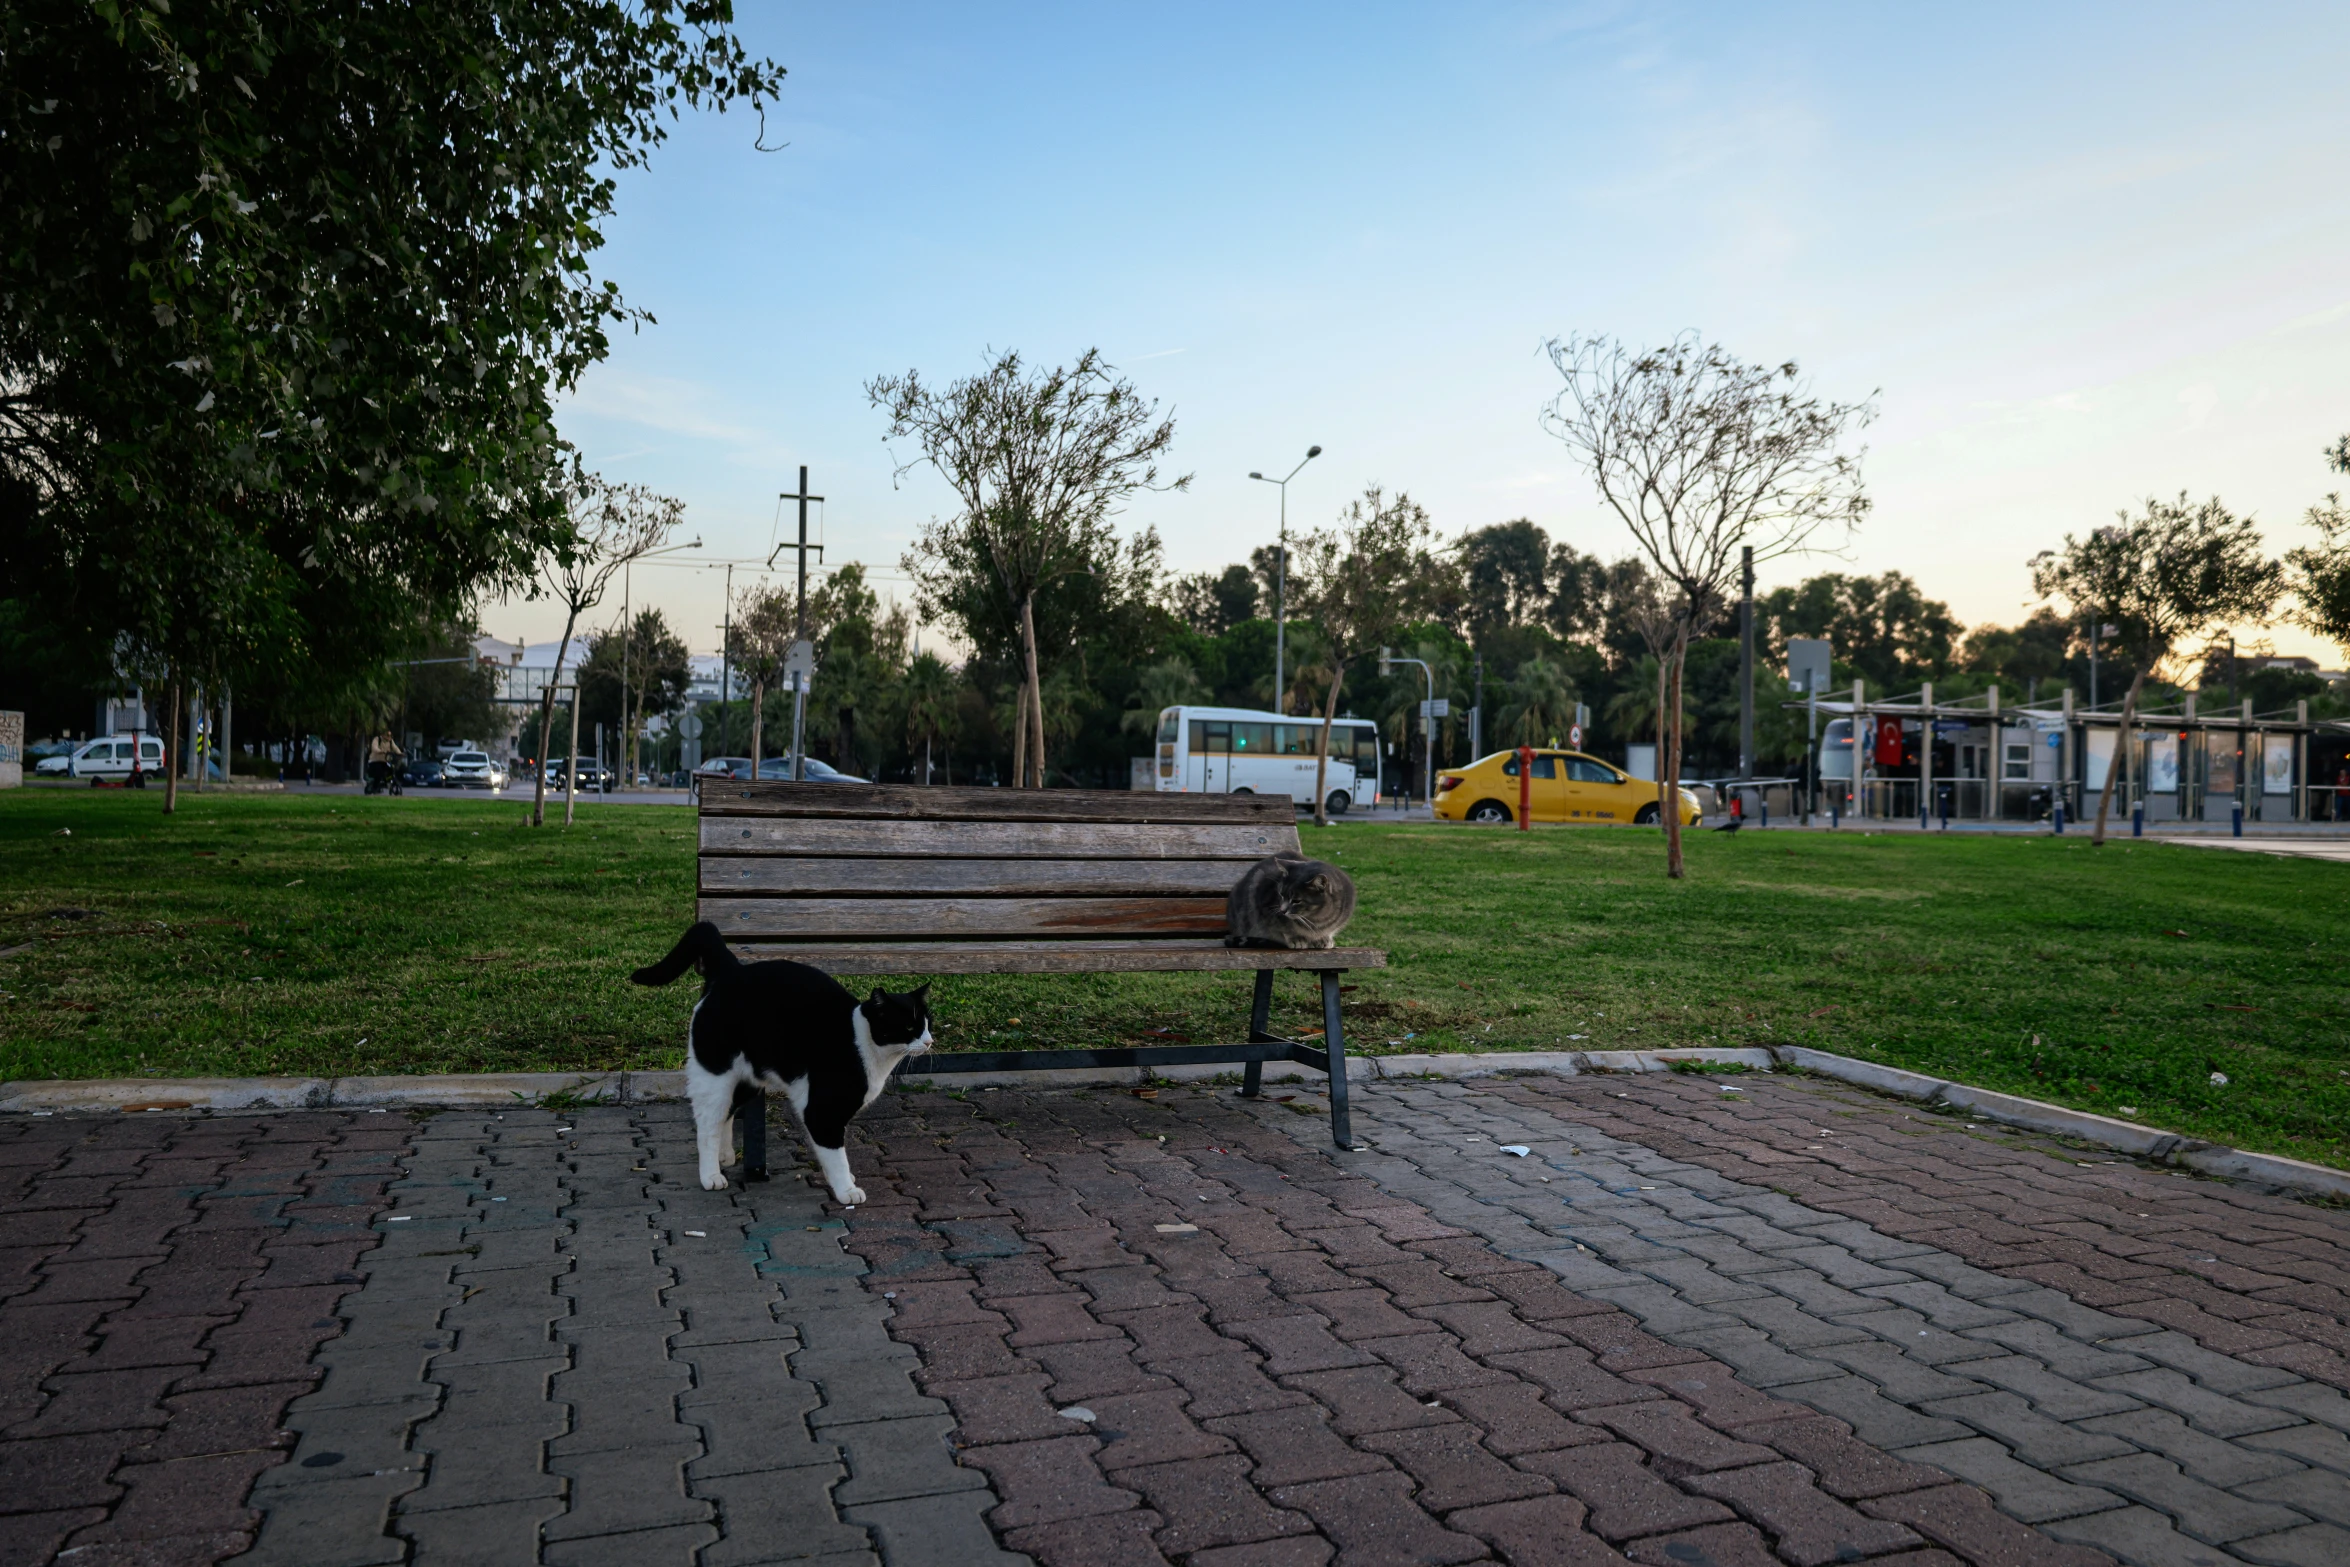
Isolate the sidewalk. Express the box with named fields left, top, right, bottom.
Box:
left=4, top=1072, right=2346, bottom=1564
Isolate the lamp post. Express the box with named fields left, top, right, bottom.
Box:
left=619, top=537, right=701, bottom=785
left=1380, top=647, right=1435, bottom=812
left=1248, top=446, right=1321, bottom=714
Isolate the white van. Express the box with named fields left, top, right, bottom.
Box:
left=39, top=734, right=167, bottom=780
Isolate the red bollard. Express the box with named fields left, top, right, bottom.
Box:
left=1517, top=745, right=1532, bottom=831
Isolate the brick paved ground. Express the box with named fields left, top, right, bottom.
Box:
left=0, top=1109, right=402, bottom=1564
left=3, top=1070, right=2345, bottom=1566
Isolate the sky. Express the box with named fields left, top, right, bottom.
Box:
left=501, top=2, right=2350, bottom=670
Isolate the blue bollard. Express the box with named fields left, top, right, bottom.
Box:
left=1830, top=797, right=1840, bottom=830
left=1760, top=797, right=1769, bottom=829
left=2132, top=803, right=2143, bottom=838
left=2053, top=802, right=2065, bottom=835
left=2233, top=801, right=2243, bottom=838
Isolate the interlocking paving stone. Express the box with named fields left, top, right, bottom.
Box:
left=14, top=1063, right=2346, bottom=1565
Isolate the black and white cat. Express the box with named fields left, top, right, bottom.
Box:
left=630, top=921, right=932, bottom=1202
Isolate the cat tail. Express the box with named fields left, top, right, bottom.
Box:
left=631, top=920, right=739, bottom=987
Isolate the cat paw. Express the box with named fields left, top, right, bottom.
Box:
left=834, top=1185, right=868, bottom=1206
left=700, top=1172, right=729, bottom=1192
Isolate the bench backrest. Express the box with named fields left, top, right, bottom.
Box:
left=698, top=781, right=1300, bottom=968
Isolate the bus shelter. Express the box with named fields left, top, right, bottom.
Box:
left=1797, top=683, right=2345, bottom=825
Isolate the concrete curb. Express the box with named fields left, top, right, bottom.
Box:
left=1766, top=1046, right=2350, bottom=1203
left=6, top=1047, right=2343, bottom=1204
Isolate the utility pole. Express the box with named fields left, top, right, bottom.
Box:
left=1472, top=651, right=1484, bottom=759
left=1738, top=545, right=1755, bottom=783
left=772, top=467, right=825, bottom=781
left=718, top=562, right=733, bottom=759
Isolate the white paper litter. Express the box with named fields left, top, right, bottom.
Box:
left=1058, top=1406, right=1096, bottom=1422
left=684, top=1230, right=706, bottom=1238
left=1498, top=1145, right=1531, bottom=1157
left=1154, top=1223, right=1199, bottom=1234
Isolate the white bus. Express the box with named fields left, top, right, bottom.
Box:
left=1151, top=705, right=1382, bottom=813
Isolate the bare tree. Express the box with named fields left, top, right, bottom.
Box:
left=1292, top=486, right=1437, bottom=825
left=1543, top=334, right=1875, bottom=876
left=530, top=471, right=683, bottom=827
left=2031, top=494, right=2282, bottom=845
left=729, top=581, right=796, bottom=776
left=869, top=349, right=1187, bottom=787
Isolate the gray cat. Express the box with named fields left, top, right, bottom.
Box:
left=1223, top=852, right=1357, bottom=949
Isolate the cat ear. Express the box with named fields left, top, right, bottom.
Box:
left=866, top=987, right=886, bottom=1009
left=912, top=984, right=932, bottom=1004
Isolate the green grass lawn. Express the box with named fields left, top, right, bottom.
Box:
left=2, top=788, right=2345, bottom=1168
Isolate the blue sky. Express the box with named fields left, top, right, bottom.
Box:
left=507, top=2, right=2350, bottom=666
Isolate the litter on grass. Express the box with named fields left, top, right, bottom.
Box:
left=2210, top=1072, right=2229, bottom=1086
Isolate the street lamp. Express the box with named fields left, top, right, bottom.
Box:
left=1380, top=646, right=1435, bottom=812
left=620, top=537, right=701, bottom=785
left=1248, top=445, right=1321, bottom=714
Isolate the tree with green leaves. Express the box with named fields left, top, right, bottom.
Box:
left=873, top=349, right=1187, bottom=788
left=1759, top=572, right=1962, bottom=690
left=1292, top=486, right=1439, bottom=825
left=2031, top=494, right=2283, bottom=845
left=729, top=581, right=795, bottom=776
left=1122, top=656, right=1208, bottom=736
left=1543, top=333, right=1875, bottom=877
left=902, top=652, right=961, bottom=783
left=1499, top=655, right=1578, bottom=747
left=2288, top=439, right=2350, bottom=661
left=580, top=608, right=691, bottom=774
left=2, top=2, right=781, bottom=809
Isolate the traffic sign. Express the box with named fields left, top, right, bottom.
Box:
left=677, top=712, right=704, bottom=740
left=1568, top=723, right=1584, bottom=749
left=1419, top=698, right=1450, bottom=719
left=785, top=640, right=816, bottom=683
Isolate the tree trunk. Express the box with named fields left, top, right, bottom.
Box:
left=1664, top=632, right=1688, bottom=879
left=1650, top=655, right=1669, bottom=836
left=1019, top=594, right=1046, bottom=788
left=564, top=681, right=583, bottom=827
left=748, top=676, right=766, bottom=777
left=2090, top=667, right=2146, bottom=846
left=531, top=608, right=580, bottom=827
left=1313, top=660, right=1346, bottom=827
left=1008, top=676, right=1029, bottom=791
left=163, top=674, right=180, bottom=814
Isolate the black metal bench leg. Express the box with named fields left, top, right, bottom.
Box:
left=1321, top=970, right=1354, bottom=1151
left=1242, top=969, right=1274, bottom=1098
left=741, top=1088, right=770, bottom=1182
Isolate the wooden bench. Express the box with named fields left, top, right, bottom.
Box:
left=696, top=780, right=1386, bottom=1158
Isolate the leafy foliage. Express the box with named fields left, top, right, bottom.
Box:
left=1, top=0, right=776, bottom=785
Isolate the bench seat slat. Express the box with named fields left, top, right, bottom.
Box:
left=703, top=895, right=1227, bottom=938
left=700, top=780, right=1294, bottom=824
left=702, top=856, right=1246, bottom=897
left=700, top=818, right=1299, bottom=860
left=724, top=940, right=1388, bottom=975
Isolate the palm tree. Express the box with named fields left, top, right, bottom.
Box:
left=902, top=652, right=960, bottom=783
left=1500, top=655, right=1577, bottom=746
left=1122, top=655, right=1208, bottom=735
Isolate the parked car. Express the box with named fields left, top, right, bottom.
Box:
left=693, top=756, right=755, bottom=780
left=1432, top=749, right=1702, bottom=827
left=400, top=758, right=447, bottom=789
left=441, top=750, right=508, bottom=790
left=39, top=734, right=167, bottom=782
left=754, top=755, right=867, bottom=784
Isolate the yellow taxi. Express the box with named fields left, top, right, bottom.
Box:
left=1432, top=749, right=1704, bottom=827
